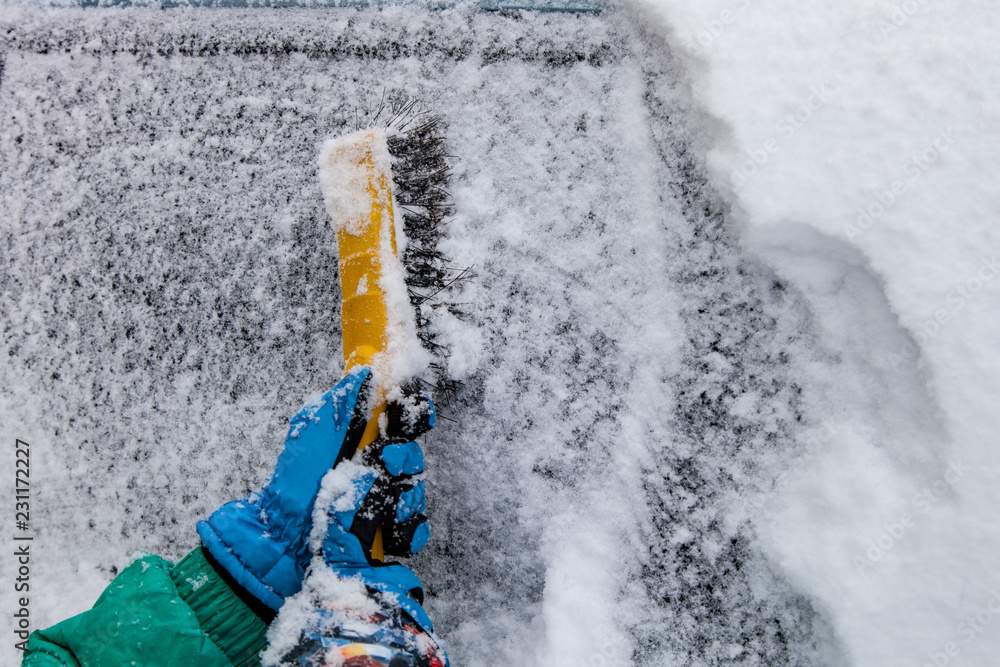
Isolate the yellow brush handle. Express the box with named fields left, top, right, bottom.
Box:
left=330, top=129, right=401, bottom=563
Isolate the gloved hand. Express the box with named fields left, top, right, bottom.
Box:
left=264, top=399, right=447, bottom=667
left=262, top=387, right=447, bottom=667
left=312, top=391, right=436, bottom=631
left=196, top=366, right=378, bottom=611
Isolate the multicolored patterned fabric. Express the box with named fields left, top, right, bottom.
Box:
left=276, top=588, right=447, bottom=667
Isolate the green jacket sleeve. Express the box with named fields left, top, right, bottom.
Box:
left=21, top=548, right=268, bottom=667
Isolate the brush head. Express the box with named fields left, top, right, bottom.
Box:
left=355, top=99, right=470, bottom=402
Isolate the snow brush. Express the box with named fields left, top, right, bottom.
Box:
left=318, top=104, right=456, bottom=562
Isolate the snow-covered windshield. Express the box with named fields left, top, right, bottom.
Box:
left=2, top=2, right=997, bottom=665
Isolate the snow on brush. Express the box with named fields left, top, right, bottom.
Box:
left=318, top=127, right=428, bottom=392
left=318, top=129, right=396, bottom=238
left=1, top=3, right=997, bottom=667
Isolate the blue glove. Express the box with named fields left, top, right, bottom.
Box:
left=270, top=390, right=447, bottom=667
left=316, top=397, right=436, bottom=631
left=196, top=367, right=374, bottom=610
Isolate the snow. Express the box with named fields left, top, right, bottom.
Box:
left=318, top=129, right=394, bottom=237
left=319, top=126, right=427, bottom=397
left=632, top=0, right=1000, bottom=664
left=261, top=561, right=381, bottom=666
left=1, top=2, right=998, bottom=666
left=308, top=460, right=372, bottom=553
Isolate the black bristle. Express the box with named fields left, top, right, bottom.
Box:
left=359, top=96, right=472, bottom=403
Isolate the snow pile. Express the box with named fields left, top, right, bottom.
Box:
left=631, top=0, right=1000, bottom=664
